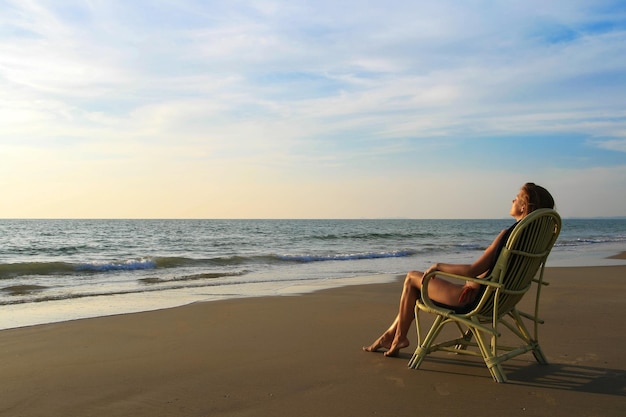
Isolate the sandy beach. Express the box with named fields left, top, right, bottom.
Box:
left=1, top=263, right=625, bottom=417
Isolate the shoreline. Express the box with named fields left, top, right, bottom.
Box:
left=608, top=250, right=626, bottom=260
left=2, top=249, right=626, bottom=331
left=1, top=263, right=625, bottom=416
left=0, top=274, right=402, bottom=331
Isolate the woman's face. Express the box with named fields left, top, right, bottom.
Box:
left=510, top=189, right=527, bottom=219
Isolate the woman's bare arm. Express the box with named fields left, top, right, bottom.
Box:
left=426, top=228, right=508, bottom=278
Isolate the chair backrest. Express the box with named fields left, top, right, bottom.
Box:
left=474, top=209, right=561, bottom=318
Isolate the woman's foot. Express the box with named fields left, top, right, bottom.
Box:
left=362, top=334, right=392, bottom=352
left=383, top=338, right=410, bottom=357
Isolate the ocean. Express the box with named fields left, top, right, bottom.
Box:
left=1, top=218, right=625, bottom=329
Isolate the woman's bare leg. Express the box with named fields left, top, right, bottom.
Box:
left=385, top=270, right=423, bottom=356
left=363, top=271, right=423, bottom=355
left=364, top=270, right=466, bottom=356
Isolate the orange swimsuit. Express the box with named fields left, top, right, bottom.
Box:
left=458, top=284, right=480, bottom=305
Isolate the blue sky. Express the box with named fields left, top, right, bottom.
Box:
left=1, top=0, right=625, bottom=218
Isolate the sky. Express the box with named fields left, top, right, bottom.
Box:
left=1, top=0, right=625, bottom=219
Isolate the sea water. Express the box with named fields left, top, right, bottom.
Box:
left=1, top=218, right=625, bottom=329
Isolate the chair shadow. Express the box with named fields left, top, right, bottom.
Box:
left=415, top=356, right=626, bottom=396
left=505, top=362, right=626, bottom=395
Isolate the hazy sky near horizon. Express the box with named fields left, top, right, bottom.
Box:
left=1, top=0, right=625, bottom=219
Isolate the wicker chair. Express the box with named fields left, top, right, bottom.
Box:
left=408, top=209, right=561, bottom=382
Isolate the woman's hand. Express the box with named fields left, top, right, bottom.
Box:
left=424, top=263, right=439, bottom=278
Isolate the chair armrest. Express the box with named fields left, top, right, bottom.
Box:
left=422, top=270, right=503, bottom=288
left=419, top=270, right=502, bottom=311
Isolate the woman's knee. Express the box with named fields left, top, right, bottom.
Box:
left=405, top=270, right=424, bottom=288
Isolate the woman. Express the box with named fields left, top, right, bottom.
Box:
left=363, top=183, right=555, bottom=357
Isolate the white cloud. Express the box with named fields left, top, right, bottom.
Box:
left=592, top=139, right=626, bottom=153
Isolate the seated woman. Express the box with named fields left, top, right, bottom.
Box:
left=363, top=182, right=556, bottom=357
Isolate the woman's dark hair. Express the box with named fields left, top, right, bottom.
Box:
left=522, top=183, right=555, bottom=213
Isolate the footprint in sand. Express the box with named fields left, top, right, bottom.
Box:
left=386, top=376, right=406, bottom=388
left=435, top=384, right=451, bottom=396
